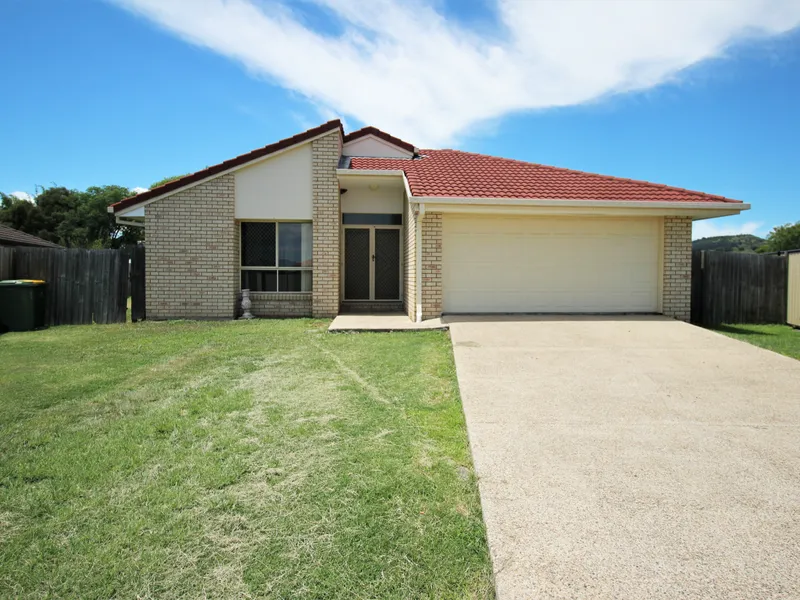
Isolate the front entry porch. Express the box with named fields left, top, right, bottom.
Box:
left=342, top=224, right=402, bottom=303
left=328, top=312, right=447, bottom=332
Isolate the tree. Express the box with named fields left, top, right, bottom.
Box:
left=0, top=185, right=144, bottom=248
left=150, top=173, right=189, bottom=188
left=78, top=185, right=144, bottom=248
left=0, top=192, right=46, bottom=236
left=35, top=186, right=82, bottom=246
left=757, top=221, right=800, bottom=253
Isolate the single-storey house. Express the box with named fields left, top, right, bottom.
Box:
left=110, top=120, right=748, bottom=322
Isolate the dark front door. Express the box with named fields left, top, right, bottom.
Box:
left=343, top=227, right=401, bottom=301
left=374, top=228, right=400, bottom=300
left=344, top=228, right=371, bottom=300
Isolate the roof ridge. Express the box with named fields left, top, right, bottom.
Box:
left=420, top=149, right=740, bottom=203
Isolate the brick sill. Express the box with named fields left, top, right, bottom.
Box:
left=248, top=292, right=312, bottom=300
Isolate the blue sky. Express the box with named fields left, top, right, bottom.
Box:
left=1, top=0, right=798, bottom=239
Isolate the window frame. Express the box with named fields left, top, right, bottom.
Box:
left=239, top=220, right=313, bottom=293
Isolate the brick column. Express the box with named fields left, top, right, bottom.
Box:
left=311, top=130, right=342, bottom=318
left=662, top=216, right=692, bottom=321
left=145, top=174, right=237, bottom=320
left=421, top=212, right=442, bottom=320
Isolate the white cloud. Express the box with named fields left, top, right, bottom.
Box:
left=10, top=191, right=33, bottom=202
left=109, top=0, right=800, bottom=146
left=692, top=219, right=765, bottom=240
left=132, top=186, right=149, bottom=194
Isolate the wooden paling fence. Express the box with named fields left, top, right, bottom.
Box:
left=0, top=247, right=12, bottom=280
left=0, top=245, right=146, bottom=325
left=691, top=250, right=788, bottom=327
left=127, top=244, right=146, bottom=323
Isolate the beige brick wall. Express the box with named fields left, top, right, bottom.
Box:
left=404, top=194, right=417, bottom=320
left=249, top=292, right=312, bottom=318
left=662, top=216, right=692, bottom=321
left=311, top=130, right=342, bottom=318
left=420, top=212, right=443, bottom=320
left=145, top=174, right=237, bottom=320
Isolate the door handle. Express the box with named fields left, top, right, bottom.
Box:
left=372, top=254, right=375, bottom=262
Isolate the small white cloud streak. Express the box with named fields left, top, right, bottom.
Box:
left=10, top=191, right=33, bottom=202
left=692, top=219, right=765, bottom=240
left=132, top=186, right=149, bottom=194
left=109, top=0, right=800, bottom=145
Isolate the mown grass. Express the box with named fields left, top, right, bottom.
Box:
left=0, top=320, right=493, bottom=599
left=714, top=323, right=800, bottom=360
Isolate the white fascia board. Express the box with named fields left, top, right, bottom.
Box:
left=409, top=196, right=749, bottom=212
left=113, top=130, right=337, bottom=216
left=336, top=169, right=406, bottom=177
left=115, top=216, right=145, bottom=228
left=419, top=202, right=747, bottom=220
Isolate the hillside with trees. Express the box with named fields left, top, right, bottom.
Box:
left=692, top=234, right=765, bottom=253
left=693, top=222, right=800, bottom=254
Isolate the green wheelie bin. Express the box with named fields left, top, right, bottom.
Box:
left=0, top=280, right=47, bottom=332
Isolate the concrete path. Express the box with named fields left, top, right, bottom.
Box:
left=446, top=315, right=800, bottom=600
left=328, top=313, right=447, bottom=332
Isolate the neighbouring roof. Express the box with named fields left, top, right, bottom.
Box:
left=0, top=224, right=63, bottom=248
left=349, top=150, right=743, bottom=203
left=342, top=126, right=416, bottom=154
left=111, top=119, right=344, bottom=213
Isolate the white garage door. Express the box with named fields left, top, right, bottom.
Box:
left=442, top=215, right=660, bottom=313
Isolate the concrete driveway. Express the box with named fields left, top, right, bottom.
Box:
left=446, top=315, right=800, bottom=600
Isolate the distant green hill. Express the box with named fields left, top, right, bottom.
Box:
left=692, top=234, right=765, bottom=253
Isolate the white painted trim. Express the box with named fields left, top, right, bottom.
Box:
left=415, top=203, right=425, bottom=323
left=115, top=217, right=144, bottom=228
left=113, top=129, right=339, bottom=215
left=416, top=202, right=745, bottom=220
left=337, top=169, right=406, bottom=177
left=411, top=196, right=749, bottom=211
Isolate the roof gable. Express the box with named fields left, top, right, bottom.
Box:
left=342, top=126, right=415, bottom=157
left=111, top=119, right=343, bottom=214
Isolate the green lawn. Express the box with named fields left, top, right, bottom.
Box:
left=714, top=323, right=800, bottom=360
left=0, top=320, right=493, bottom=599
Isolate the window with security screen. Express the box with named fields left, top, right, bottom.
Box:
left=240, top=222, right=312, bottom=292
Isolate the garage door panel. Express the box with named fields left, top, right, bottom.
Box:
left=442, top=215, right=659, bottom=313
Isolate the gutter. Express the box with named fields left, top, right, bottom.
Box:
left=115, top=217, right=144, bottom=228
left=410, top=197, right=749, bottom=211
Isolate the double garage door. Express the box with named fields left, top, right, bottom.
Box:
left=442, top=215, right=660, bottom=314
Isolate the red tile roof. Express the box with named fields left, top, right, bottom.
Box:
left=349, top=149, right=742, bottom=203
left=111, top=120, right=344, bottom=213
left=343, top=126, right=416, bottom=154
